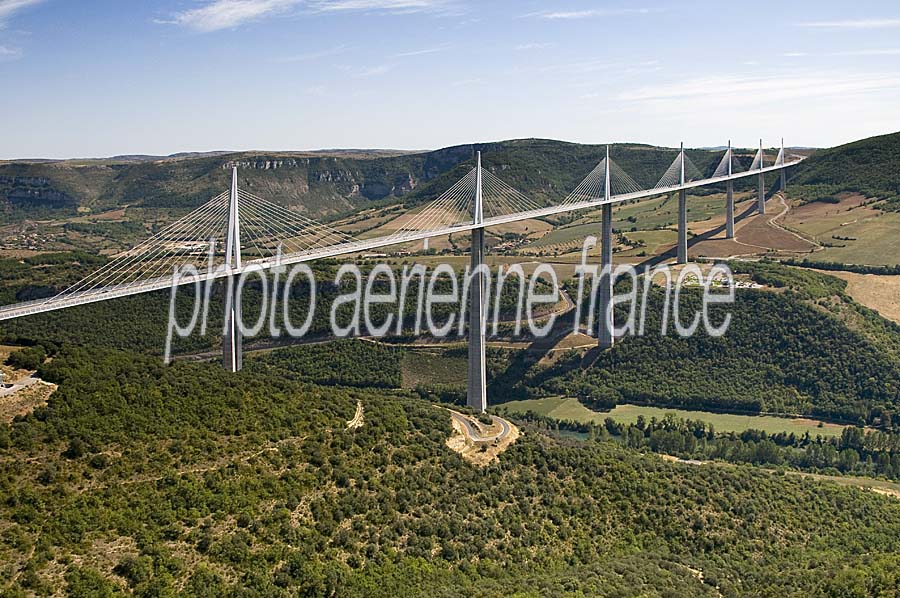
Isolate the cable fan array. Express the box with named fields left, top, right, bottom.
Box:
left=384, top=166, right=547, bottom=240
left=749, top=147, right=770, bottom=170
left=564, top=157, right=643, bottom=205
left=712, top=150, right=747, bottom=178
left=37, top=191, right=233, bottom=307
left=654, top=152, right=704, bottom=189
left=481, top=169, right=546, bottom=218
left=385, top=168, right=478, bottom=240
left=237, top=189, right=356, bottom=260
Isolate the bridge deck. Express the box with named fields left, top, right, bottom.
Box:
left=0, top=160, right=801, bottom=322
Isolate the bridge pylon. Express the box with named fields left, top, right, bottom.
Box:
left=223, top=166, right=243, bottom=373
left=757, top=139, right=766, bottom=215
left=677, top=142, right=688, bottom=264
left=598, top=145, right=614, bottom=349
left=780, top=138, right=787, bottom=193
left=725, top=140, right=735, bottom=239
left=466, top=152, right=488, bottom=413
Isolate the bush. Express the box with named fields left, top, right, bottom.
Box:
left=6, top=346, right=46, bottom=371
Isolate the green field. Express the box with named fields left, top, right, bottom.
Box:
left=529, top=191, right=754, bottom=253
left=618, top=229, right=678, bottom=256
left=498, top=396, right=850, bottom=438
left=812, top=212, right=900, bottom=266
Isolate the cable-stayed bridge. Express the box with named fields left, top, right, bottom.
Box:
left=0, top=140, right=802, bottom=411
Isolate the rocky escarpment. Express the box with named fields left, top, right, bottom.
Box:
left=0, top=176, right=77, bottom=211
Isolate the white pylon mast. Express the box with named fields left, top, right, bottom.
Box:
left=225, top=166, right=241, bottom=270
left=604, top=145, right=611, bottom=202
left=474, top=151, right=483, bottom=225
left=728, top=140, right=732, bottom=177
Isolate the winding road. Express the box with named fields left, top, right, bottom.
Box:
left=447, top=409, right=512, bottom=444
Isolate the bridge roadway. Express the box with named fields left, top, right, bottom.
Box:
left=0, top=159, right=801, bottom=323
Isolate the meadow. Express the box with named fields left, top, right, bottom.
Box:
left=498, top=396, right=851, bottom=438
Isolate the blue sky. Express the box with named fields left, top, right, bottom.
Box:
left=2, top=0, right=900, bottom=159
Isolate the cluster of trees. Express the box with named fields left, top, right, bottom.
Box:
left=517, top=410, right=900, bottom=481
left=250, top=340, right=403, bottom=389
left=5, top=345, right=50, bottom=370
left=782, top=257, right=900, bottom=276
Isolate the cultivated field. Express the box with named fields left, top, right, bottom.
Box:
left=817, top=270, right=900, bottom=323
left=498, top=396, right=851, bottom=438
left=782, top=194, right=900, bottom=266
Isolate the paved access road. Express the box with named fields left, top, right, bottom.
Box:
left=448, top=409, right=512, bottom=444
left=0, top=374, right=40, bottom=398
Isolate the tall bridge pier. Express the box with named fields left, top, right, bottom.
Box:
left=757, top=139, right=766, bottom=215
left=677, top=143, right=688, bottom=264
left=223, top=167, right=243, bottom=373
left=467, top=152, right=488, bottom=413
left=725, top=140, right=735, bottom=239
left=598, top=146, right=614, bottom=349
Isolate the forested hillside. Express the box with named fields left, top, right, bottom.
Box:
left=1, top=344, right=899, bottom=595
left=790, top=130, right=900, bottom=208
left=483, top=261, right=900, bottom=428
left=0, top=139, right=754, bottom=223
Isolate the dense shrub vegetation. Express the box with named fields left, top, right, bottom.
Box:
left=2, top=345, right=900, bottom=596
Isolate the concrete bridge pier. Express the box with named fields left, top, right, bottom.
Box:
left=757, top=139, right=766, bottom=215
left=676, top=143, right=688, bottom=264
left=725, top=141, right=735, bottom=239
left=725, top=181, right=735, bottom=239
left=223, top=166, right=244, bottom=373
left=758, top=172, right=766, bottom=215
left=223, top=282, right=242, bottom=372
left=677, top=189, right=688, bottom=264
left=467, top=152, right=487, bottom=413
left=598, top=146, right=614, bottom=349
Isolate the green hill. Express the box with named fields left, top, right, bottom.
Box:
left=0, top=140, right=754, bottom=224
left=1, top=343, right=899, bottom=595
left=790, top=130, right=900, bottom=208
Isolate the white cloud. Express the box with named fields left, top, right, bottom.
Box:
left=784, top=48, right=900, bottom=58
left=0, top=0, right=43, bottom=60
left=279, top=44, right=352, bottom=62
left=165, top=0, right=301, bottom=32
left=0, top=0, right=44, bottom=26
left=310, top=0, right=450, bottom=13
left=0, top=43, right=21, bottom=59
left=515, top=42, right=553, bottom=50
left=163, top=0, right=451, bottom=32
left=355, top=63, right=393, bottom=77
left=523, top=7, right=655, bottom=20
left=798, top=18, right=900, bottom=29
left=394, top=45, right=449, bottom=57
left=619, top=72, right=900, bottom=105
